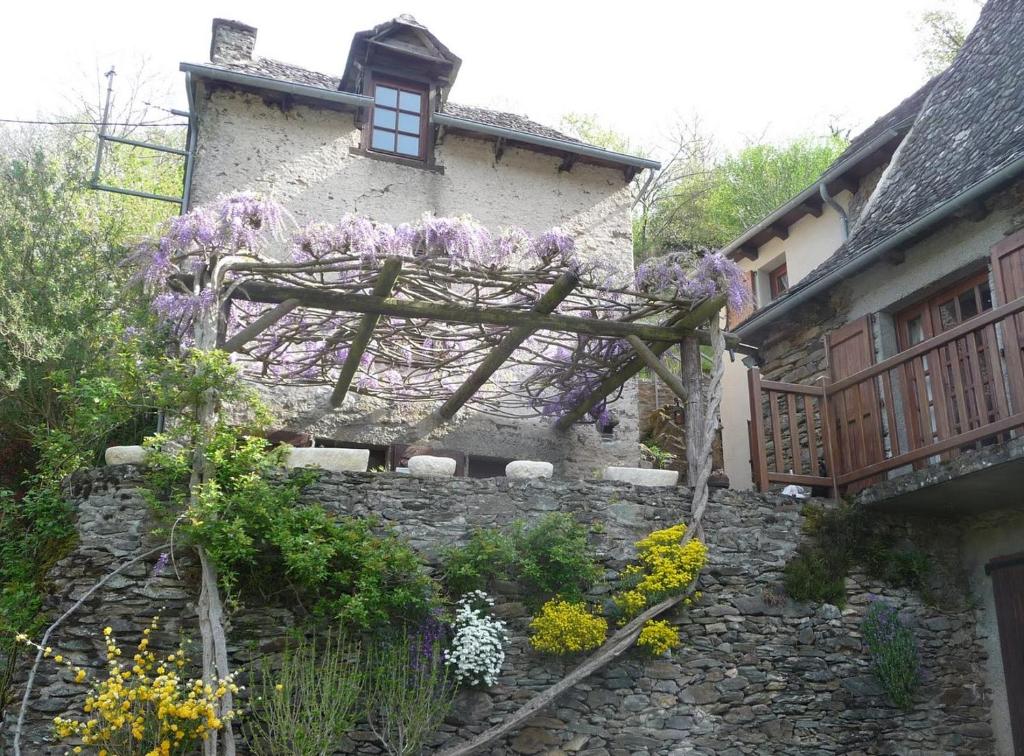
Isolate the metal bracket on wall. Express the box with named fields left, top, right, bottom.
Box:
left=89, top=67, right=191, bottom=209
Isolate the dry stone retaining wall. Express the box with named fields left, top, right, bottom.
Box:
left=3, top=467, right=996, bottom=755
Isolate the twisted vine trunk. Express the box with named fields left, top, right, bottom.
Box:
left=192, top=268, right=236, bottom=756
left=438, top=308, right=727, bottom=756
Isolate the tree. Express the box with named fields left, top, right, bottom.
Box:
left=916, top=2, right=981, bottom=76
left=641, top=132, right=847, bottom=256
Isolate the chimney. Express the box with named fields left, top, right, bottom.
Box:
left=210, top=19, right=257, bottom=63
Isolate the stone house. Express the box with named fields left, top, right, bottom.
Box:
left=717, top=1, right=1024, bottom=751
left=178, top=16, right=659, bottom=478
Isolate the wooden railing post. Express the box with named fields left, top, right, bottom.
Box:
left=747, top=368, right=769, bottom=492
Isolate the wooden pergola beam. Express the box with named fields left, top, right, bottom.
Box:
left=624, top=335, right=688, bottom=402
left=222, top=298, right=301, bottom=353
left=434, top=272, right=579, bottom=421
left=554, top=297, right=723, bottom=430
left=329, top=257, right=403, bottom=407
left=230, top=280, right=708, bottom=343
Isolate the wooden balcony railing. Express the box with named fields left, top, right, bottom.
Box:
left=749, top=294, right=1024, bottom=493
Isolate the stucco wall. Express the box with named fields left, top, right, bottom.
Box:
left=189, top=84, right=640, bottom=476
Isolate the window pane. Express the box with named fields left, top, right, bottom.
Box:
left=372, top=129, right=395, bottom=152
left=396, top=133, right=421, bottom=157
left=373, top=108, right=397, bottom=129
left=958, top=289, right=979, bottom=320
left=980, top=281, right=993, bottom=311
left=375, top=86, right=398, bottom=107
left=397, top=112, right=420, bottom=134
left=907, top=316, right=925, bottom=346
left=937, top=299, right=958, bottom=330
left=399, top=90, right=422, bottom=113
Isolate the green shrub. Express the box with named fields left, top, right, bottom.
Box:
left=513, top=513, right=601, bottom=602
left=783, top=546, right=847, bottom=607
left=440, top=527, right=517, bottom=595
left=441, top=513, right=601, bottom=604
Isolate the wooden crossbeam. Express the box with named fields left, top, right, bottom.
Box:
left=231, top=280, right=706, bottom=343
left=625, top=335, right=687, bottom=402
left=554, top=297, right=723, bottom=430
left=222, top=298, right=302, bottom=353
left=435, top=272, right=579, bottom=421
left=329, top=258, right=403, bottom=408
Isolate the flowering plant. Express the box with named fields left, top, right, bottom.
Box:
left=861, top=599, right=920, bottom=709
left=635, top=251, right=751, bottom=311
left=16, top=616, right=236, bottom=755
left=528, top=599, right=607, bottom=654
left=612, top=523, right=707, bottom=620
left=636, top=619, right=681, bottom=656
left=444, top=591, right=507, bottom=687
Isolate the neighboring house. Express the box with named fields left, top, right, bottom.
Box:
left=721, top=2, right=1024, bottom=751
left=178, top=16, right=659, bottom=476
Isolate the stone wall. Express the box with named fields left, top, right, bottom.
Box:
left=3, top=467, right=999, bottom=755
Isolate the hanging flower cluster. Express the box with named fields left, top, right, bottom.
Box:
left=444, top=591, right=508, bottom=687
left=16, top=617, right=236, bottom=755
left=635, top=251, right=751, bottom=311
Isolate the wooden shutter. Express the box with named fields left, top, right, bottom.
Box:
left=991, top=230, right=1024, bottom=412
left=986, top=553, right=1024, bottom=756
left=826, top=315, right=885, bottom=488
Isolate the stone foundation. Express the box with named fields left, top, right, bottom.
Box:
left=2, top=468, right=1000, bottom=755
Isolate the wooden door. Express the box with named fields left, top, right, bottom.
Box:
left=992, top=229, right=1024, bottom=413
left=826, top=316, right=885, bottom=489
left=986, top=553, right=1024, bottom=756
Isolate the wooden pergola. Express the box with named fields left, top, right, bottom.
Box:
left=187, top=251, right=748, bottom=437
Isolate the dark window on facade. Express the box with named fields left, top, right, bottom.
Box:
left=769, top=263, right=789, bottom=300
left=370, top=81, right=426, bottom=160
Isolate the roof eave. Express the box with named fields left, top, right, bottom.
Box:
left=181, top=62, right=372, bottom=109
left=431, top=112, right=661, bottom=172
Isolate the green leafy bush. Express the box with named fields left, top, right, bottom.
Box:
left=441, top=513, right=601, bottom=604
left=440, top=528, right=517, bottom=595
left=782, top=502, right=932, bottom=607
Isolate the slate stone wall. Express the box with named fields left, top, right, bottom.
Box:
left=3, top=467, right=996, bottom=755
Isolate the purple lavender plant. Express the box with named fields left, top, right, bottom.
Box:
left=861, top=598, right=920, bottom=709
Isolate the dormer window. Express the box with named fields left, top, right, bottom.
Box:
left=370, top=79, right=427, bottom=160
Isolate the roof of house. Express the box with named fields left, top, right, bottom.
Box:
left=736, top=0, right=1024, bottom=336
left=182, top=50, right=662, bottom=171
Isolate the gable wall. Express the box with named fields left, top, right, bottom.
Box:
left=189, top=85, right=640, bottom=476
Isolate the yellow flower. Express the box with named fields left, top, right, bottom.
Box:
left=529, top=599, right=607, bottom=654
left=102, top=627, right=112, bottom=636
left=637, top=619, right=681, bottom=656
left=274, top=683, right=283, bottom=692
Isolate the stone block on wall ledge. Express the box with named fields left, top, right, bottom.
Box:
left=505, top=460, right=554, bottom=480
left=105, top=446, right=147, bottom=466
left=408, top=455, right=457, bottom=478
left=284, top=447, right=369, bottom=473
left=602, top=466, right=679, bottom=487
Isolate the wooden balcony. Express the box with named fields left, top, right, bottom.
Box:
left=748, top=294, right=1024, bottom=495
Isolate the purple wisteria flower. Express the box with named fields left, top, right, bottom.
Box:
left=635, top=251, right=751, bottom=311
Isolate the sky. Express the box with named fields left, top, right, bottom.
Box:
left=2, top=0, right=981, bottom=158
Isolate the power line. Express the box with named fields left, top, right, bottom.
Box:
left=0, top=118, right=187, bottom=127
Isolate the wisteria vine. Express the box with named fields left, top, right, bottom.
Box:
left=136, top=193, right=747, bottom=422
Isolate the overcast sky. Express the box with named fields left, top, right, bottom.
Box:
left=2, top=0, right=980, bottom=157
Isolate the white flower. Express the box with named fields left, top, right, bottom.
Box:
left=445, top=591, right=508, bottom=687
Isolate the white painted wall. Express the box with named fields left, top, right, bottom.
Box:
left=721, top=196, right=848, bottom=490
left=190, top=85, right=640, bottom=476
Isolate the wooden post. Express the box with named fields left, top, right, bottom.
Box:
left=748, top=368, right=769, bottom=492
left=222, top=298, right=301, bottom=353
left=329, top=258, right=403, bottom=407
left=680, top=334, right=703, bottom=487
